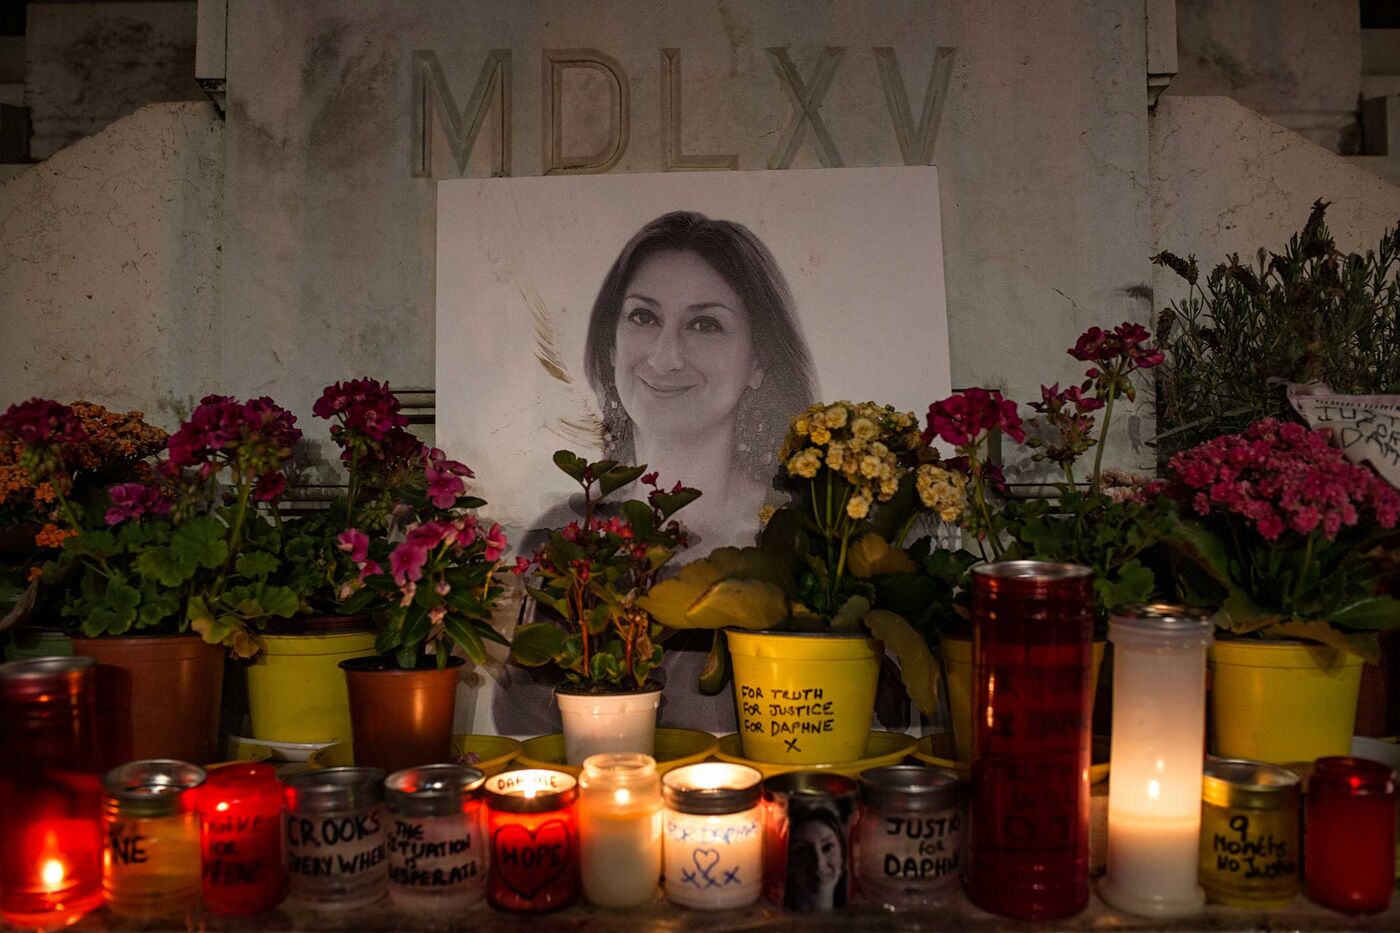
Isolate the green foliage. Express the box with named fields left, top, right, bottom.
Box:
left=1153, top=200, right=1400, bottom=460
left=511, top=451, right=699, bottom=691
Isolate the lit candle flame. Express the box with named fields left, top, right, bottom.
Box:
left=523, top=787, right=537, bottom=799
left=613, top=788, right=631, bottom=806
left=215, top=801, right=230, bottom=812
left=1147, top=779, right=1160, bottom=803
left=40, top=858, right=65, bottom=888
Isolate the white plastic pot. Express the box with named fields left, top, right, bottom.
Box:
left=555, top=684, right=662, bottom=765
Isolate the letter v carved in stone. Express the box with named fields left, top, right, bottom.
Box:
left=874, top=46, right=956, bottom=166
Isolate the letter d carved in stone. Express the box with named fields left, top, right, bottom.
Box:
left=542, top=49, right=630, bottom=175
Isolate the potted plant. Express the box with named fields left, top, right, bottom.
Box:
left=1166, top=417, right=1400, bottom=764
left=0, top=400, right=167, bottom=659
left=7, top=394, right=303, bottom=765
left=641, top=402, right=946, bottom=765
left=244, top=378, right=429, bottom=745
left=509, top=451, right=700, bottom=765
left=922, top=322, right=1175, bottom=761
left=334, top=441, right=510, bottom=773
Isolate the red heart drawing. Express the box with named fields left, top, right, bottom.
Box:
left=491, top=819, right=573, bottom=900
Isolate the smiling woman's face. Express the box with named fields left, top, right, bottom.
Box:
left=613, top=249, right=761, bottom=442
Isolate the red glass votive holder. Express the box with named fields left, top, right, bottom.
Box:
left=0, top=657, right=104, bottom=928
left=200, top=763, right=286, bottom=915
left=1305, top=756, right=1396, bottom=914
left=966, top=561, right=1094, bottom=921
left=484, top=770, right=579, bottom=913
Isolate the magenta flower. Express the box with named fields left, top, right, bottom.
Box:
left=104, top=482, right=171, bottom=526
left=512, top=555, right=533, bottom=575
left=167, top=395, right=301, bottom=488
left=482, top=522, right=508, bottom=562
left=313, top=378, right=410, bottom=442
left=424, top=448, right=474, bottom=509
left=923, top=387, right=1025, bottom=448
left=389, top=521, right=454, bottom=584
left=0, top=398, right=87, bottom=447
left=337, top=528, right=370, bottom=563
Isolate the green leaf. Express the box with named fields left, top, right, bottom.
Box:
left=444, top=616, right=488, bottom=665
left=864, top=608, right=940, bottom=716
left=1222, top=590, right=1275, bottom=634
left=697, top=631, right=730, bottom=695
left=598, top=464, right=647, bottom=498
left=137, top=587, right=182, bottom=628
left=395, top=644, right=419, bottom=670
left=524, top=585, right=570, bottom=618
left=1167, top=518, right=1234, bottom=588
left=829, top=595, right=872, bottom=633
left=1332, top=596, right=1400, bottom=632
left=87, top=579, right=141, bottom=635
left=511, top=622, right=566, bottom=666
left=650, top=488, right=701, bottom=520
left=1097, top=560, right=1157, bottom=614
left=589, top=651, right=624, bottom=683
left=553, top=450, right=588, bottom=482
left=257, top=585, right=300, bottom=619
left=1262, top=621, right=1382, bottom=664
left=134, top=546, right=194, bottom=587
left=639, top=545, right=795, bottom=629
left=584, top=603, right=613, bottom=636
left=620, top=500, right=655, bottom=537
left=63, top=530, right=116, bottom=560
left=236, top=552, right=279, bottom=580
left=685, top=580, right=788, bottom=631
left=172, top=515, right=229, bottom=570
left=847, top=533, right=916, bottom=579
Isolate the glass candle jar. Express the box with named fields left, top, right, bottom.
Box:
left=854, top=765, right=962, bottom=907
left=578, top=753, right=662, bottom=907
left=1305, top=756, right=1396, bottom=914
left=967, top=561, right=1094, bottom=921
left=282, top=767, right=388, bottom=908
left=484, top=769, right=579, bottom=912
left=763, top=771, right=858, bottom=911
left=199, top=763, right=286, bottom=915
left=1100, top=604, right=1213, bottom=918
left=1198, top=757, right=1300, bottom=907
left=101, top=759, right=206, bottom=917
left=662, top=762, right=764, bottom=910
left=0, top=657, right=104, bottom=928
left=384, top=764, right=487, bottom=912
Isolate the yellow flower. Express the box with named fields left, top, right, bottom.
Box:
left=846, top=495, right=871, bottom=520
left=792, top=416, right=811, bottom=436
left=859, top=455, right=882, bottom=479
left=810, top=426, right=832, bottom=446
left=824, top=405, right=849, bottom=429
left=852, top=418, right=877, bottom=441
left=786, top=448, right=822, bottom=479
left=825, top=443, right=846, bottom=470
left=916, top=464, right=968, bottom=522
left=758, top=505, right=776, bottom=527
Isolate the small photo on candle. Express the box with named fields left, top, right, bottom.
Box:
left=784, top=797, right=852, bottom=911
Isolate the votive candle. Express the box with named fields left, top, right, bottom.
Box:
left=0, top=657, right=104, bottom=928
left=101, top=759, right=206, bottom=918
left=578, top=753, right=661, bottom=907
left=282, top=767, right=388, bottom=909
left=762, top=771, right=858, bottom=911
left=199, top=763, right=286, bottom=915
left=1305, top=756, right=1396, bottom=914
left=1100, top=604, right=1212, bottom=918
left=854, top=765, right=963, bottom=907
left=385, top=764, right=488, bottom=912
left=662, top=763, right=763, bottom=910
left=484, top=769, right=579, bottom=912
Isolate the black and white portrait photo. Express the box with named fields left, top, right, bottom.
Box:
left=436, top=167, right=951, bottom=732
left=783, top=797, right=853, bottom=911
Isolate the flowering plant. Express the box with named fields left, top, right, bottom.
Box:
left=20, top=395, right=303, bottom=656
left=1166, top=418, right=1400, bottom=660
left=306, top=378, right=511, bottom=670
left=642, top=402, right=954, bottom=715
left=509, top=451, right=700, bottom=691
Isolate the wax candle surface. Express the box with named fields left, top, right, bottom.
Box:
left=578, top=754, right=661, bottom=907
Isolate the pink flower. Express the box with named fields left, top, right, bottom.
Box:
left=923, top=388, right=1025, bottom=448
left=398, top=581, right=417, bottom=607
left=482, top=523, right=507, bottom=562
left=167, top=395, right=300, bottom=489
left=337, top=528, right=370, bottom=564
left=435, top=579, right=451, bottom=596
left=512, top=556, right=533, bottom=575
left=104, top=482, right=171, bottom=526
left=358, top=559, right=382, bottom=583
left=424, top=448, right=474, bottom=509
left=0, top=398, right=87, bottom=447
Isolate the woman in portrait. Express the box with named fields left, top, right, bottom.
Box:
left=785, top=805, right=849, bottom=910
left=583, top=210, right=818, bottom=551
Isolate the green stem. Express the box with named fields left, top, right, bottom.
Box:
left=1062, top=462, right=1077, bottom=487
left=1090, top=382, right=1118, bottom=494
left=213, top=478, right=252, bottom=601
left=49, top=481, right=85, bottom=532
left=345, top=448, right=360, bottom=529
left=1290, top=532, right=1316, bottom=611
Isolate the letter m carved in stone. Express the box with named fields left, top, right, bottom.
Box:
left=411, top=49, right=512, bottom=178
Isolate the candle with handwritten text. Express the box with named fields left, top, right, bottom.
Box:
left=854, top=766, right=962, bottom=907
left=384, top=764, right=487, bottom=912
left=101, top=760, right=206, bottom=917
left=282, top=767, right=388, bottom=909
left=199, top=763, right=285, bottom=915
left=484, top=770, right=579, bottom=913
left=662, top=763, right=763, bottom=910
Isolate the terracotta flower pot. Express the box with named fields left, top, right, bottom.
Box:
left=340, top=655, right=463, bottom=773
left=71, top=634, right=225, bottom=768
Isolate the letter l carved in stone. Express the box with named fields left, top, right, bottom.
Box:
left=661, top=48, right=737, bottom=171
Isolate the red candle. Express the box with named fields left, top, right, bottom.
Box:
left=200, top=763, right=287, bottom=915
left=1305, top=756, right=1396, bottom=914
left=0, top=657, right=104, bottom=927
left=966, top=561, right=1094, bottom=921
left=484, top=770, right=579, bottom=913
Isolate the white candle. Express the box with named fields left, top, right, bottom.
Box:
left=1100, top=604, right=1213, bottom=918
left=578, top=754, right=661, bottom=908
left=662, top=763, right=764, bottom=910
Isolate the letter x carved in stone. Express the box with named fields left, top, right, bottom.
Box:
left=765, top=46, right=845, bottom=169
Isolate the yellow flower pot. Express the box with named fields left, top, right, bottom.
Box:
left=1208, top=640, right=1363, bottom=765
left=726, top=629, right=880, bottom=764
left=246, top=628, right=378, bottom=744
left=940, top=635, right=1106, bottom=763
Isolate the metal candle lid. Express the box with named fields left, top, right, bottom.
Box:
left=103, top=759, right=207, bottom=818
left=385, top=764, right=486, bottom=817
left=859, top=765, right=961, bottom=812
left=663, top=762, right=763, bottom=815
left=484, top=769, right=577, bottom=813
left=762, top=770, right=858, bottom=801
left=284, top=766, right=386, bottom=813
left=1202, top=757, right=1301, bottom=810
left=971, top=560, right=1092, bottom=582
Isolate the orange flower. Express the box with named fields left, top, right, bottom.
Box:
left=35, top=523, right=77, bottom=548
left=27, top=565, right=42, bottom=582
